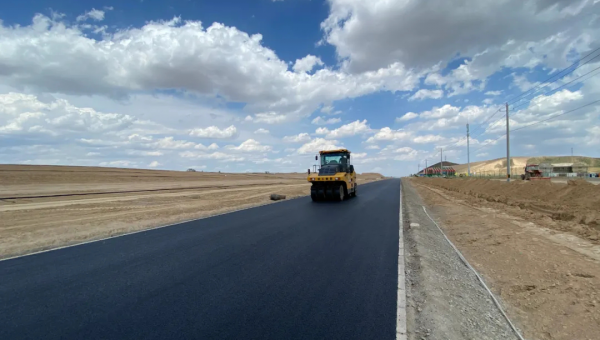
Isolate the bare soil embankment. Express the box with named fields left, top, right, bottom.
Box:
left=417, top=177, right=600, bottom=242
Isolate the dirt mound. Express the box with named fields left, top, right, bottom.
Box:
left=415, top=178, right=600, bottom=241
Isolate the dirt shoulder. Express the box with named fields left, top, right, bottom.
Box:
left=0, top=165, right=384, bottom=259
left=406, top=177, right=600, bottom=340
left=402, top=180, right=516, bottom=340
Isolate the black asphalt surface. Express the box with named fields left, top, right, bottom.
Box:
left=0, top=179, right=401, bottom=340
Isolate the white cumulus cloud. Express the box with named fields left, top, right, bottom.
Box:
left=367, top=127, right=412, bottom=143
left=396, top=112, right=418, bottom=122
left=321, top=0, right=596, bottom=73
left=297, top=138, right=342, bottom=154
left=311, top=116, right=342, bottom=125
left=189, top=125, right=237, bottom=139
left=293, top=55, right=324, bottom=73
left=0, top=14, right=421, bottom=122
left=413, top=135, right=444, bottom=144
left=315, top=120, right=370, bottom=139
left=226, top=139, right=272, bottom=152
left=76, top=9, right=106, bottom=22
left=179, top=151, right=245, bottom=162
left=409, top=89, right=444, bottom=101
left=283, top=133, right=312, bottom=143
left=254, top=128, right=270, bottom=134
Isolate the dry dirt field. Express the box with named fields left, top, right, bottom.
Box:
left=408, top=177, right=600, bottom=340
left=0, top=165, right=385, bottom=259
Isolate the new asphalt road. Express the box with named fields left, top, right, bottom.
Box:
left=0, top=179, right=401, bottom=340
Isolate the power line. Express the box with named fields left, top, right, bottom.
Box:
left=470, top=99, right=600, bottom=154
left=421, top=95, right=598, bottom=169
left=468, top=107, right=504, bottom=138
left=469, top=112, right=506, bottom=142
left=511, top=63, right=600, bottom=111
left=471, top=45, right=600, bottom=140
left=506, top=45, right=600, bottom=107
left=470, top=134, right=507, bottom=154
left=417, top=45, right=600, bottom=171
left=474, top=60, right=600, bottom=138
left=418, top=149, right=440, bottom=171
left=512, top=99, right=600, bottom=132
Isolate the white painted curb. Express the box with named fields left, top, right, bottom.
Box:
left=396, top=180, right=407, bottom=340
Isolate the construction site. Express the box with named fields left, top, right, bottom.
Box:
left=416, top=156, right=600, bottom=180
left=1, top=157, right=600, bottom=340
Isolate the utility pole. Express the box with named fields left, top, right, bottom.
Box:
left=425, top=159, right=428, bottom=176
left=418, top=163, right=420, bottom=175
left=571, top=147, right=574, bottom=163
left=506, top=103, right=511, bottom=182
left=440, top=148, right=443, bottom=177
left=467, top=123, right=471, bottom=176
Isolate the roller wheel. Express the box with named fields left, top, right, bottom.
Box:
left=317, top=187, right=326, bottom=200
left=335, top=185, right=345, bottom=201
left=325, top=186, right=334, bottom=200
left=311, top=186, right=320, bottom=202
left=351, top=185, right=357, bottom=197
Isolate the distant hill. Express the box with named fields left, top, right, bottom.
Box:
left=527, top=156, right=600, bottom=167
left=452, top=157, right=529, bottom=175
left=452, top=156, right=600, bottom=175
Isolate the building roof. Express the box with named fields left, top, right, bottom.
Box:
left=552, top=163, right=574, bottom=167
left=423, top=161, right=458, bottom=168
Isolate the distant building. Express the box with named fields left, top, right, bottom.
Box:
left=551, top=163, right=572, bottom=174
left=548, top=162, right=588, bottom=176
left=572, top=163, right=589, bottom=174
left=418, top=161, right=458, bottom=176
left=538, top=163, right=553, bottom=174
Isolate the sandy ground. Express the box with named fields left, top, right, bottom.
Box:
left=453, top=157, right=530, bottom=176
left=0, top=165, right=384, bottom=259
left=408, top=177, right=600, bottom=340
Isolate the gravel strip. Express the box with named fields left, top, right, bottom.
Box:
left=402, top=179, right=518, bottom=340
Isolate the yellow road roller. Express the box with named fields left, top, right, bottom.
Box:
left=307, top=149, right=357, bottom=201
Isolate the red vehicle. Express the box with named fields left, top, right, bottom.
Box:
left=521, top=164, right=544, bottom=180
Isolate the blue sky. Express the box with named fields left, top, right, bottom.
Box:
left=0, top=0, right=599, bottom=176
